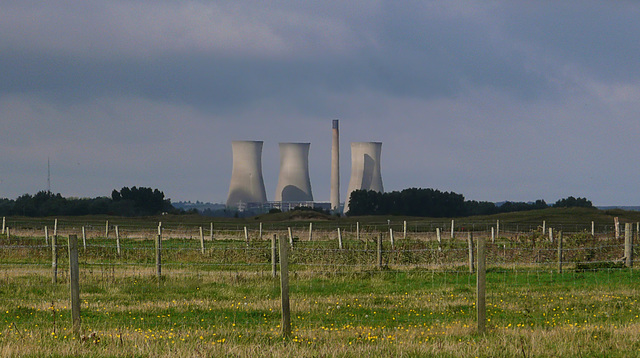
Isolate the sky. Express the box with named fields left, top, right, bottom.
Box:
left=1, top=1, right=640, bottom=206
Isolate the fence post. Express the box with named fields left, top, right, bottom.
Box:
left=549, top=228, right=553, bottom=243
left=199, top=226, right=205, bottom=254
left=451, top=220, right=455, bottom=239
left=259, top=222, right=263, bottom=241
left=557, top=231, right=563, bottom=274
left=105, top=220, right=109, bottom=238
left=210, top=222, right=214, bottom=241
left=54, top=218, right=58, bottom=237
left=436, top=228, right=441, bottom=248
left=82, top=226, right=86, bottom=251
left=156, top=233, right=162, bottom=285
left=52, top=234, right=58, bottom=284
left=288, top=227, right=293, bottom=247
left=468, top=232, right=474, bottom=274
left=615, top=217, right=620, bottom=239
left=403, top=220, right=407, bottom=239
left=542, top=221, right=546, bottom=235
left=491, top=227, right=495, bottom=244
left=477, top=235, right=486, bottom=334
left=115, top=225, right=121, bottom=256
left=337, top=228, right=343, bottom=249
left=1, top=216, right=4, bottom=234
left=6, top=227, right=9, bottom=240
left=68, top=234, right=81, bottom=337
left=308, top=223, right=313, bottom=241
left=244, top=226, right=249, bottom=247
left=278, top=235, right=291, bottom=338
left=272, top=234, right=277, bottom=278
left=356, top=222, right=360, bottom=241
left=45, top=226, right=49, bottom=245
left=625, top=223, right=633, bottom=268
left=592, top=221, right=595, bottom=237
left=496, top=220, right=500, bottom=237
left=377, top=233, right=383, bottom=269
left=389, top=228, right=394, bottom=250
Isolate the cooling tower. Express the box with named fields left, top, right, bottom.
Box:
left=275, top=143, right=313, bottom=202
left=343, top=142, right=384, bottom=214
left=226, top=140, right=267, bottom=207
left=330, top=120, right=340, bottom=211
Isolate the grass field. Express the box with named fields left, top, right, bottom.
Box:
left=1, top=210, right=640, bottom=357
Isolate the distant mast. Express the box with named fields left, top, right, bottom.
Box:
left=47, top=157, right=51, bottom=193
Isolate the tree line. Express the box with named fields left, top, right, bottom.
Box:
left=346, top=188, right=592, bottom=217
left=0, top=187, right=175, bottom=217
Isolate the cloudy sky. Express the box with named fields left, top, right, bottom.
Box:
left=2, top=1, right=640, bottom=206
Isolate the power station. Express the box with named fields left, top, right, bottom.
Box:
left=226, top=120, right=383, bottom=214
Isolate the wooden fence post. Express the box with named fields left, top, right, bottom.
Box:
left=105, top=220, right=109, bottom=238
left=115, top=225, right=121, bottom=256
left=377, top=233, right=383, bottom=269
left=82, top=226, right=86, bottom=251
left=6, top=227, right=9, bottom=240
left=615, top=217, right=620, bottom=239
left=288, top=227, right=293, bottom=247
left=271, top=234, right=277, bottom=278
left=199, top=226, right=205, bottom=254
left=592, top=221, right=595, bottom=237
left=54, top=218, right=58, bottom=237
left=338, top=228, right=343, bottom=249
left=278, top=235, right=291, bottom=338
left=1, top=216, right=4, bottom=235
left=259, top=222, right=263, bottom=241
left=468, top=232, right=474, bottom=274
left=557, top=231, right=563, bottom=274
left=542, top=220, right=546, bottom=235
left=210, top=222, right=214, bottom=241
left=496, top=220, right=500, bottom=237
left=389, top=228, right=395, bottom=250
left=45, top=226, right=49, bottom=245
left=308, top=223, right=313, bottom=241
left=403, top=220, right=407, bottom=239
left=156, top=233, right=162, bottom=285
left=491, top=227, right=495, bottom=244
left=477, top=235, right=486, bottom=334
left=244, top=226, right=249, bottom=246
left=625, top=223, right=633, bottom=268
left=356, top=222, right=360, bottom=241
left=549, top=228, right=553, bottom=243
left=436, top=228, right=441, bottom=249
left=52, top=235, right=58, bottom=284
left=451, top=220, right=455, bottom=239
left=68, top=234, right=81, bottom=337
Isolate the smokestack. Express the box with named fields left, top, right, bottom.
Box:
left=226, top=140, right=268, bottom=208
left=275, top=143, right=313, bottom=202
left=343, top=142, right=384, bottom=214
left=330, top=119, right=340, bottom=211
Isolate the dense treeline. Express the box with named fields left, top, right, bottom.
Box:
left=346, top=188, right=592, bottom=217
left=0, top=187, right=175, bottom=217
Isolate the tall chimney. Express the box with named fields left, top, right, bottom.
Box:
left=330, top=119, right=340, bottom=212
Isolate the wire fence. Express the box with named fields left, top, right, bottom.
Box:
left=1, top=219, right=639, bottom=351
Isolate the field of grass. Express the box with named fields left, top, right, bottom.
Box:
left=2, top=210, right=640, bottom=357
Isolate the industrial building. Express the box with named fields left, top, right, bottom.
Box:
left=226, top=121, right=383, bottom=214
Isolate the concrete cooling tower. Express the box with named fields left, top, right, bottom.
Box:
left=275, top=143, right=313, bottom=202
left=226, top=140, right=267, bottom=208
left=344, top=142, right=384, bottom=214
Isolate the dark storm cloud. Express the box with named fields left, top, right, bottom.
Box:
left=2, top=1, right=640, bottom=205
